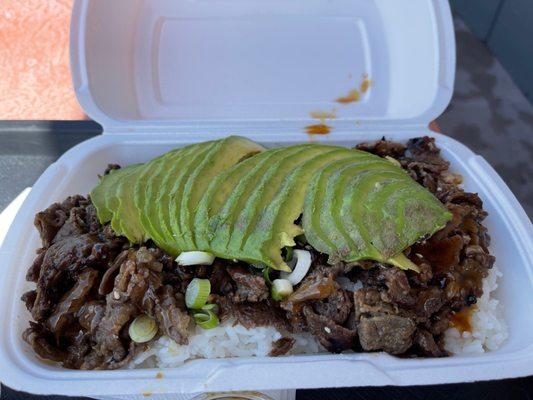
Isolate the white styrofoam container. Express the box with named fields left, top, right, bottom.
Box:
left=1, top=0, right=532, bottom=396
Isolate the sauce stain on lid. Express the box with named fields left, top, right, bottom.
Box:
left=336, top=89, right=361, bottom=104
left=305, top=124, right=331, bottom=135
left=335, top=74, right=372, bottom=104
left=155, top=372, right=163, bottom=379
left=305, top=109, right=336, bottom=136
left=360, top=74, right=372, bottom=94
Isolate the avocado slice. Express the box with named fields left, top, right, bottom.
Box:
left=90, top=139, right=451, bottom=272
left=302, top=154, right=382, bottom=260
left=243, top=147, right=362, bottom=270
left=335, top=165, right=450, bottom=269
left=366, top=180, right=450, bottom=257
left=337, top=169, right=412, bottom=261
left=194, top=146, right=288, bottom=252
left=178, top=136, right=265, bottom=251
left=320, top=160, right=406, bottom=261
left=146, top=144, right=211, bottom=252
left=225, top=144, right=329, bottom=259
left=90, top=166, right=136, bottom=224
left=159, top=141, right=216, bottom=255
left=135, top=148, right=186, bottom=252
left=207, top=146, right=304, bottom=259
left=111, top=164, right=147, bottom=243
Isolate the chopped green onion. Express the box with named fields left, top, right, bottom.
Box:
left=175, top=251, right=215, bottom=266
left=201, top=303, right=219, bottom=313
left=262, top=266, right=273, bottom=286
left=283, top=247, right=294, bottom=263
left=387, top=253, right=420, bottom=272
left=185, top=278, right=211, bottom=309
left=280, top=249, right=312, bottom=285
left=271, top=279, right=293, bottom=301
left=193, top=309, right=219, bottom=329
left=129, top=315, right=158, bottom=343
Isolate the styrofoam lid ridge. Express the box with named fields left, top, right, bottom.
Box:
left=71, top=0, right=455, bottom=133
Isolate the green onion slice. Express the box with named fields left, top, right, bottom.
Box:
left=129, top=314, right=158, bottom=343
left=262, top=266, right=273, bottom=286
left=271, top=278, right=293, bottom=301
left=185, top=278, right=211, bottom=309
left=201, top=303, right=219, bottom=313
left=193, top=309, right=219, bottom=329
left=283, top=247, right=294, bottom=263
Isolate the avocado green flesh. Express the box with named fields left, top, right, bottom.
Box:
left=134, top=149, right=182, bottom=244
left=141, top=149, right=193, bottom=254
left=179, top=136, right=265, bottom=251
left=193, top=150, right=276, bottom=251
left=376, top=184, right=450, bottom=254
left=338, top=170, right=412, bottom=262
left=335, top=166, right=450, bottom=267
left=324, top=165, right=410, bottom=259
left=318, top=159, right=396, bottom=263
left=143, top=143, right=208, bottom=254
left=226, top=144, right=329, bottom=259
left=302, top=155, right=382, bottom=259
left=164, top=142, right=217, bottom=255
left=207, top=146, right=303, bottom=258
left=90, top=137, right=452, bottom=272
left=366, top=182, right=425, bottom=255
left=90, top=166, right=134, bottom=224
left=244, top=147, right=359, bottom=270
left=109, top=164, right=144, bottom=242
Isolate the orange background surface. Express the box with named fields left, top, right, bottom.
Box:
left=0, top=0, right=85, bottom=120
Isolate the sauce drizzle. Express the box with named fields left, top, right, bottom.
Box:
left=450, top=305, right=477, bottom=333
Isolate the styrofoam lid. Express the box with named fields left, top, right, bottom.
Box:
left=71, top=0, right=455, bottom=134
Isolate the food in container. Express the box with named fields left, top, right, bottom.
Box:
left=21, top=136, right=505, bottom=370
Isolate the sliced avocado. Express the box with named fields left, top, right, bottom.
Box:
left=337, top=165, right=449, bottom=267
left=299, top=149, right=451, bottom=269
left=322, top=160, right=406, bottom=262
left=367, top=181, right=450, bottom=257
left=104, top=164, right=143, bottom=240
left=194, top=146, right=288, bottom=252
left=178, top=136, right=265, bottom=251
left=111, top=164, right=147, bottom=243
left=243, top=147, right=362, bottom=270
left=318, top=159, right=393, bottom=262
left=90, top=166, right=135, bottom=224
left=225, top=144, right=327, bottom=258
left=135, top=148, right=186, bottom=251
left=302, top=154, right=381, bottom=260
left=207, top=146, right=305, bottom=259
left=338, top=169, right=410, bottom=261
left=159, top=141, right=216, bottom=255
left=145, top=144, right=210, bottom=252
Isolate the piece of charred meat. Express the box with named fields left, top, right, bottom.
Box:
left=22, top=136, right=495, bottom=369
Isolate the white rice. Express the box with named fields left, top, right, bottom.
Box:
left=444, top=265, right=508, bottom=355
left=130, top=319, right=321, bottom=369
left=132, top=266, right=507, bottom=368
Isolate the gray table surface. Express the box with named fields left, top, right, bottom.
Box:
left=1, top=16, right=532, bottom=400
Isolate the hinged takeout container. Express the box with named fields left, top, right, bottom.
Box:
left=1, top=0, right=532, bottom=396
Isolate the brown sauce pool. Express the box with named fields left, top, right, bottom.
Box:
left=450, top=305, right=477, bottom=333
